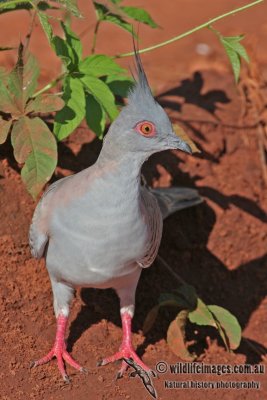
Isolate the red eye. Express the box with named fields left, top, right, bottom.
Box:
left=135, top=121, right=156, bottom=137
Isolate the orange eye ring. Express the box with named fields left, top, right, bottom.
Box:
left=135, top=121, right=156, bottom=137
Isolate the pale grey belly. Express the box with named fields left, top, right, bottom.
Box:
left=46, top=209, right=148, bottom=288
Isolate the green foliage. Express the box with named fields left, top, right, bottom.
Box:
left=207, top=305, right=242, bottom=350
left=0, top=0, right=257, bottom=199
left=0, top=0, right=150, bottom=197
left=53, top=0, right=82, bottom=17
left=210, top=27, right=249, bottom=82
left=144, top=282, right=242, bottom=360
left=85, top=94, right=106, bottom=139
left=93, top=2, right=133, bottom=35
left=79, top=55, right=126, bottom=77
left=120, top=6, right=159, bottom=28
left=54, top=76, right=85, bottom=140
left=92, top=0, right=158, bottom=35
left=0, top=118, right=12, bottom=144
left=49, top=22, right=132, bottom=140
left=0, top=0, right=80, bottom=15
left=220, top=35, right=249, bottom=82
left=0, top=44, right=63, bottom=198
left=37, top=11, right=54, bottom=43
left=81, top=75, right=118, bottom=120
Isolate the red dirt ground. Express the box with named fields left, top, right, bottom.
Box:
left=0, top=1, right=267, bottom=399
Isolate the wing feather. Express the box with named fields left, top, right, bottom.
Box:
left=137, top=187, right=163, bottom=268
left=29, top=176, right=72, bottom=259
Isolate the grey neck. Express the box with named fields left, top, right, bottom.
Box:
left=96, top=137, right=147, bottom=189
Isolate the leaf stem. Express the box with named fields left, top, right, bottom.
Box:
left=25, top=7, right=37, bottom=51
left=32, top=73, right=66, bottom=98
left=157, top=254, right=186, bottom=285
left=91, top=19, right=101, bottom=54
left=115, top=0, right=264, bottom=58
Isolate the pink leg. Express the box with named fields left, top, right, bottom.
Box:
left=98, top=312, right=150, bottom=378
left=31, top=314, right=85, bottom=382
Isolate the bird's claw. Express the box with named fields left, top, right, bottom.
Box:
left=115, top=371, right=123, bottom=380
left=63, top=374, right=71, bottom=384
left=96, top=358, right=103, bottom=367
left=31, top=344, right=85, bottom=382
left=129, top=370, right=137, bottom=378
left=29, top=361, right=36, bottom=369
left=80, top=367, right=89, bottom=374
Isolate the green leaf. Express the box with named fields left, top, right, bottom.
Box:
left=219, top=35, right=249, bottom=82
left=144, top=298, right=189, bottom=334
left=222, top=36, right=249, bottom=62
left=85, top=93, right=106, bottom=139
left=93, top=2, right=133, bottom=35
left=0, top=117, right=12, bottom=144
left=188, top=298, right=241, bottom=352
left=8, top=44, right=39, bottom=113
left=11, top=116, right=57, bottom=198
left=51, top=36, right=73, bottom=68
left=208, top=305, right=241, bottom=350
left=158, top=292, right=192, bottom=310
left=38, top=11, right=53, bottom=43
left=51, top=0, right=82, bottom=17
left=221, top=42, right=240, bottom=83
left=81, top=75, right=118, bottom=121
left=104, top=13, right=133, bottom=34
left=174, top=284, right=198, bottom=310
left=0, top=67, right=7, bottom=80
left=143, top=299, right=183, bottom=334
left=0, top=1, right=32, bottom=13
left=0, top=80, right=20, bottom=114
left=26, top=94, right=65, bottom=114
left=121, top=6, right=158, bottom=28
left=79, top=55, right=126, bottom=77
left=37, top=1, right=60, bottom=11
left=189, top=298, right=216, bottom=326
left=51, top=23, right=82, bottom=70
left=54, top=77, right=85, bottom=140
left=61, top=21, right=82, bottom=61
left=167, top=310, right=196, bottom=361
left=105, top=75, right=133, bottom=98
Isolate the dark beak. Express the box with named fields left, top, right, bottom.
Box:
left=167, top=133, right=192, bottom=154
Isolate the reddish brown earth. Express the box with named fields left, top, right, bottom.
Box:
left=1, top=1, right=267, bottom=399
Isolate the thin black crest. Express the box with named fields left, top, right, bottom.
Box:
left=127, top=36, right=154, bottom=107
left=131, top=36, right=152, bottom=94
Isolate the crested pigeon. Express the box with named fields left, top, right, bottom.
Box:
left=29, top=50, right=199, bottom=383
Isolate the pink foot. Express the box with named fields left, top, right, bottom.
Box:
left=98, top=342, right=151, bottom=376
left=97, top=312, right=151, bottom=378
left=31, top=315, right=86, bottom=382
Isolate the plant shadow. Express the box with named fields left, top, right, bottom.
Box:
left=157, top=71, right=231, bottom=119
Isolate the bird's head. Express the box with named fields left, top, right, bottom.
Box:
left=102, top=49, right=192, bottom=161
